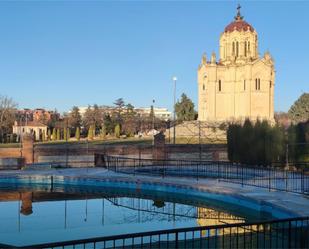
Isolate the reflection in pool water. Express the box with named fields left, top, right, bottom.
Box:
left=0, top=184, right=274, bottom=246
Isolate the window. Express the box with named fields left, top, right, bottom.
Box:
left=248, top=41, right=250, bottom=52
left=203, top=84, right=205, bottom=90
left=244, top=41, right=247, bottom=57
left=218, top=80, right=222, bottom=92
left=232, top=42, right=235, bottom=55
left=244, top=80, right=246, bottom=91
left=236, top=41, right=239, bottom=57
left=255, top=78, right=261, bottom=90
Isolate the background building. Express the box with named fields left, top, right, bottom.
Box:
left=198, top=6, right=275, bottom=122
left=13, top=121, right=47, bottom=141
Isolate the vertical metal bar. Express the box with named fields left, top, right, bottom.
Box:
left=288, top=220, right=291, bottom=248
left=175, top=232, right=179, bottom=249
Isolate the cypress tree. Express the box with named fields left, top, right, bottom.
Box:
left=75, top=127, right=80, bottom=141
left=100, top=125, right=106, bottom=140
left=88, top=125, right=94, bottom=140
left=42, top=130, right=46, bottom=142
left=67, top=128, right=70, bottom=141
left=63, top=128, right=67, bottom=141
left=52, top=128, right=57, bottom=141
left=56, top=129, right=60, bottom=141
left=47, top=129, right=51, bottom=141
left=114, top=124, right=121, bottom=138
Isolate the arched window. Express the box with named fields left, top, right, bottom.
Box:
left=203, top=84, right=205, bottom=90
left=256, top=78, right=261, bottom=90
left=270, top=81, right=272, bottom=88
left=218, top=80, right=222, bottom=92
left=232, top=42, right=235, bottom=55
left=248, top=41, right=250, bottom=52
left=244, top=80, right=246, bottom=91
left=236, top=42, right=239, bottom=57
left=244, top=41, right=247, bottom=57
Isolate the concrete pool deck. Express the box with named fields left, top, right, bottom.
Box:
left=0, top=167, right=308, bottom=218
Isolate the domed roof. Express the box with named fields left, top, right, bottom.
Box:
left=224, top=5, right=254, bottom=33
left=224, top=20, right=254, bottom=33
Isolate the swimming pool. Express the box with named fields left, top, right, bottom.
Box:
left=0, top=172, right=298, bottom=247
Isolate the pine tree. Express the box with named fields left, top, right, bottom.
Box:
left=175, top=93, right=197, bottom=122
left=288, top=93, right=309, bottom=123
left=75, top=127, right=80, bottom=141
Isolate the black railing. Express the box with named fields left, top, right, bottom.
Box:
left=101, top=155, right=309, bottom=195
left=7, top=216, right=308, bottom=249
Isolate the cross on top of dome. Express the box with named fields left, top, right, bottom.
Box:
left=235, top=4, right=244, bottom=21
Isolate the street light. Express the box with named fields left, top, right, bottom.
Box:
left=172, top=76, right=177, bottom=144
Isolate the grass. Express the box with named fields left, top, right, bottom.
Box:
left=0, top=143, right=21, bottom=148
left=35, top=137, right=153, bottom=146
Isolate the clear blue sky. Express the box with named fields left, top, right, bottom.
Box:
left=0, top=1, right=308, bottom=113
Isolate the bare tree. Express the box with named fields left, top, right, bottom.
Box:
left=0, top=96, right=17, bottom=142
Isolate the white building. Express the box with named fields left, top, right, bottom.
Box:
left=13, top=121, right=47, bottom=141
left=135, top=107, right=172, bottom=121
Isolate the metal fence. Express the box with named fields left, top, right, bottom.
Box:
left=5, top=216, right=308, bottom=249
left=100, top=155, right=309, bottom=195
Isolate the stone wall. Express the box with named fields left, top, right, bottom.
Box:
left=0, top=148, right=21, bottom=158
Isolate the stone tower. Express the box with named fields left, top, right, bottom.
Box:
left=198, top=5, right=275, bottom=122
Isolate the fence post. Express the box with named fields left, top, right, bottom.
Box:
left=196, top=162, right=199, bottom=181
left=301, top=169, right=304, bottom=194
left=133, top=158, right=135, bottom=176
left=175, top=231, right=179, bottom=249
left=268, top=168, right=271, bottom=192
left=241, top=164, right=244, bottom=187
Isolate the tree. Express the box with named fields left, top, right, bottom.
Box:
left=56, top=128, right=60, bottom=141
left=100, top=125, right=106, bottom=140
left=114, top=98, right=125, bottom=111
left=0, top=96, right=17, bottom=143
left=227, top=119, right=285, bottom=166
left=68, top=106, right=82, bottom=129
left=63, top=128, right=67, bottom=141
left=88, top=125, right=94, bottom=140
left=75, top=127, right=80, bottom=141
left=288, top=93, right=309, bottom=123
left=52, top=128, right=57, bottom=141
left=114, top=123, right=121, bottom=138
left=175, top=93, right=197, bottom=122
left=42, top=130, right=46, bottom=142
left=82, top=104, right=103, bottom=132
left=114, top=98, right=125, bottom=122
left=47, top=129, right=51, bottom=141
left=67, top=127, right=71, bottom=141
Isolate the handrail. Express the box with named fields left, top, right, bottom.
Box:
left=15, top=216, right=309, bottom=249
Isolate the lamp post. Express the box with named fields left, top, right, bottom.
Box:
left=172, top=76, right=177, bottom=144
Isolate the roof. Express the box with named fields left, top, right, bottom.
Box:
left=224, top=20, right=254, bottom=33
left=224, top=5, right=254, bottom=33
left=14, top=121, right=47, bottom=127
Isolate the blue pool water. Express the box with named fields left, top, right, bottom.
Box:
left=0, top=182, right=276, bottom=247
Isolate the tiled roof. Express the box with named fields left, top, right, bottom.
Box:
left=224, top=20, right=254, bottom=33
